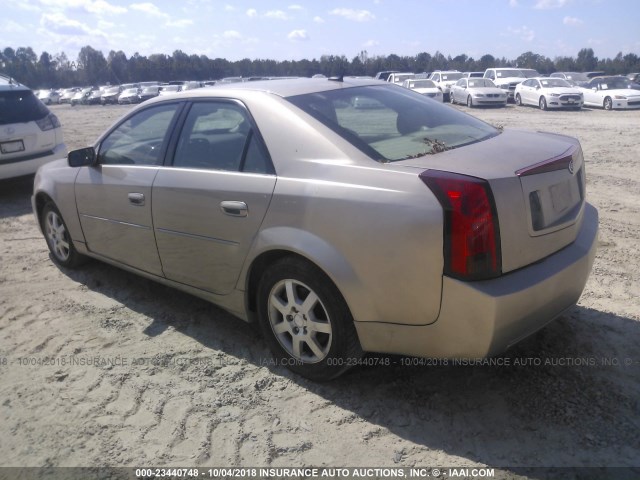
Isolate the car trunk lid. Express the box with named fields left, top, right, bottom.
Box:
left=394, top=128, right=586, bottom=273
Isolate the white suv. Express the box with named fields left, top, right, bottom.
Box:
left=0, top=75, right=67, bottom=180
left=428, top=71, right=464, bottom=100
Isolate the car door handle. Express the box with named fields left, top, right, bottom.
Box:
left=128, top=193, right=145, bottom=206
left=220, top=201, right=248, bottom=217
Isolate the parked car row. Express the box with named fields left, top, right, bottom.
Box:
left=381, top=68, right=640, bottom=111
left=33, top=81, right=211, bottom=107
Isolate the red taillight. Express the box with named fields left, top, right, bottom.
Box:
left=35, top=114, right=59, bottom=131
left=420, top=170, right=501, bottom=280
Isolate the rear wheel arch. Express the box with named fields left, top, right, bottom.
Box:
left=246, top=249, right=299, bottom=317
left=246, top=249, right=347, bottom=318
left=253, top=253, right=363, bottom=380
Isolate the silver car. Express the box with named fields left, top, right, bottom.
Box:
left=449, top=78, right=508, bottom=107
left=32, top=78, right=598, bottom=380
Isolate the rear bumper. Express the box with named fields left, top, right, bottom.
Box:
left=0, top=143, right=67, bottom=180
left=355, top=203, right=598, bottom=358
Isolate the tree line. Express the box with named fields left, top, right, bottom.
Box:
left=2, top=45, right=639, bottom=89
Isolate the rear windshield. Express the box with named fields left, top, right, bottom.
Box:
left=287, top=85, right=498, bottom=162
left=0, top=89, right=50, bottom=125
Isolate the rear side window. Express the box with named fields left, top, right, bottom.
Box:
left=0, top=89, right=50, bottom=125
left=172, top=101, right=273, bottom=174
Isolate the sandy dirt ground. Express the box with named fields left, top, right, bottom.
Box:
left=0, top=101, right=639, bottom=477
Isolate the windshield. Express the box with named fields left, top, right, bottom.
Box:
left=599, top=77, right=632, bottom=89
left=566, top=72, right=589, bottom=82
left=540, top=78, right=571, bottom=88
left=495, top=70, right=525, bottom=78
left=520, top=69, right=539, bottom=78
left=408, top=80, right=436, bottom=88
left=441, top=73, right=463, bottom=81
left=391, top=74, right=415, bottom=84
left=105, top=87, right=120, bottom=94
left=468, top=79, right=496, bottom=88
left=287, top=85, right=498, bottom=162
left=0, top=89, right=50, bottom=125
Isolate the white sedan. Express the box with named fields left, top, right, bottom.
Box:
left=580, top=76, right=640, bottom=110
left=515, top=78, right=584, bottom=110
left=450, top=78, right=507, bottom=107
left=402, top=79, right=443, bottom=102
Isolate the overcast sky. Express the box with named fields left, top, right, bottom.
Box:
left=2, top=0, right=639, bottom=63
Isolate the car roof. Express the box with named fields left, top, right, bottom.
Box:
left=188, top=77, right=383, bottom=98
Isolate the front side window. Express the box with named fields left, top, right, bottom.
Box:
left=172, top=101, right=273, bottom=174
left=98, top=103, right=180, bottom=165
left=287, top=85, right=499, bottom=162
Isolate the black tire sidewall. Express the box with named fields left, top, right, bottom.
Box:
left=256, top=257, right=361, bottom=381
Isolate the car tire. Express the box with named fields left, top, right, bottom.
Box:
left=257, top=256, right=363, bottom=381
left=467, top=95, right=473, bottom=108
left=603, top=97, right=613, bottom=110
left=41, top=202, right=87, bottom=269
left=450, top=92, right=456, bottom=104
left=539, top=96, right=547, bottom=111
left=515, top=93, right=523, bottom=106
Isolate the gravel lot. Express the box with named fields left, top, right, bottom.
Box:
left=1, top=101, right=639, bottom=478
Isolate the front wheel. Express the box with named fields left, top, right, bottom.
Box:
left=257, top=257, right=362, bottom=381
left=603, top=97, right=613, bottom=110
left=539, top=96, right=548, bottom=110
left=515, top=93, right=523, bottom=106
left=42, top=202, right=86, bottom=268
left=450, top=91, right=456, bottom=104
left=467, top=95, right=473, bottom=108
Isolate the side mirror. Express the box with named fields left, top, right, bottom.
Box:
left=68, top=147, right=97, bottom=167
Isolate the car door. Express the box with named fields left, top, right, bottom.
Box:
left=528, top=79, right=540, bottom=105
left=74, top=102, right=183, bottom=276
left=582, top=79, right=600, bottom=106
left=152, top=100, right=277, bottom=295
left=431, top=73, right=441, bottom=91
left=520, top=79, right=534, bottom=105
left=452, top=79, right=464, bottom=103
